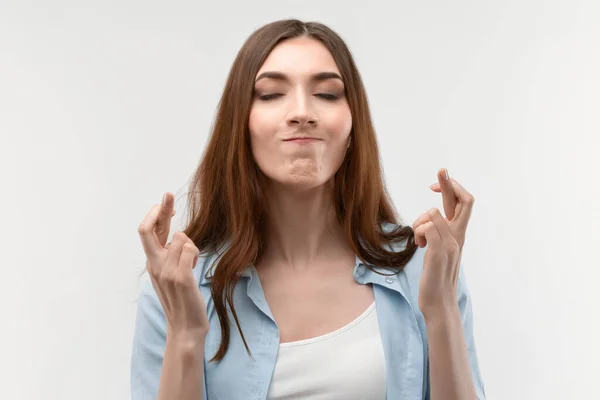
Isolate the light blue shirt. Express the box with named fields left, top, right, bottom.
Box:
left=131, top=224, right=486, bottom=399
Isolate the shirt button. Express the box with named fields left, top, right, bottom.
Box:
left=356, top=265, right=365, bottom=276
left=385, top=277, right=394, bottom=284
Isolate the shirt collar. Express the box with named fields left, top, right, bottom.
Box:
left=200, top=250, right=409, bottom=299
left=352, top=254, right=409, bottom=297
left=200, top=222, right=404, bottom=287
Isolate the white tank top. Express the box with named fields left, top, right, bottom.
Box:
left=267, top=301, right=387, bottom=399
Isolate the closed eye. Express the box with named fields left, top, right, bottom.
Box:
left=258, top=93, right=340, bottom=101
left=316, top=93, right=339, bottom=101
left=258, top=93, right=283, bottom=101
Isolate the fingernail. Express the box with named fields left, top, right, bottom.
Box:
left=429, top=183, right=437, bottom=189
left=443, top=169, right=449, bottom=180
left=162, top=193, right=167, bottom=205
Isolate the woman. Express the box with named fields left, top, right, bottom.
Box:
left=131, top=19, right=486, bottom=400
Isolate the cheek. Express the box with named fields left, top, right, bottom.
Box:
left=248, top=105, right=282, bottom=143
left=324, top=106, right=352, bottom=170
left=248, top=107, right=265, bottom=138
left=248, top=107, right=278, bottom=164
left=248, top=111, right=268, bottom=151
left=323, top=105, right=352, bottom=139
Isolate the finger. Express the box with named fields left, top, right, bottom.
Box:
left=429, top=178, right=474, bottom=224
left=181, top=236, right=200, bottom=269
left=415, top=220, right=442, bottom=250
left=430, top=178, right=473, bottom=205
left=138, top=204, right=165, bottom=259
left=412, top=213, right=431, bottom=247
left=445, top=179, right=475, bottom=235
left=428, top=208, right=458, bottom=250
left=156, top=193, right=175, bottom=247
left=435, top=168, right=457, bottom=221
left=166, top=232, right=187, bottom=271
left=178, top=243, right=200, bottom=280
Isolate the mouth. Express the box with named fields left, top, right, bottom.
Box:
left=282, top=137, right=322, bottom=142
left=283, top=138, right=322, bottom=144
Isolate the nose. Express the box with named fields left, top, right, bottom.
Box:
left=286, top=90, right=318, bottom=128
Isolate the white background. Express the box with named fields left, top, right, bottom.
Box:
left=1, top=0, right=598, bottom=399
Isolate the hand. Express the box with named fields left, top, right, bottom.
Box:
left=138, top=192, right=210, bottom=337
left=412, top=169, right=475, bottom=318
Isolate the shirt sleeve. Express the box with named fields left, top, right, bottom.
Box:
left=130, top=276, right=209, bottom=400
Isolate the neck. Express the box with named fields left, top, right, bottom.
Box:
left=260, top=179, right=351, bottom=273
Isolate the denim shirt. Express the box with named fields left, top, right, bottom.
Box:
left=131, top=226, right=486, bottom=400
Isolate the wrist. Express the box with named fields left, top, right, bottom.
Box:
left=167, top=328, right=208, bottom=349
left=422, top=302, right=460, bottom=324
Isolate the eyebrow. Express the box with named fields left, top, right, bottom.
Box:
left=254, top=71, right=344, bottom=84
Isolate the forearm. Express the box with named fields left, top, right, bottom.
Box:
left=425, top=305, right=478, bottom=400
left=158, top=333, right=206, bottom=400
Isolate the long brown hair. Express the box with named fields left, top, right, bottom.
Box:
left=181, top=19, right=418, bottom=362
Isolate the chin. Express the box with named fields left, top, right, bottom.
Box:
left=276, top=172, right=328, bottom=192
left=261, top=161, right=334, bottom=191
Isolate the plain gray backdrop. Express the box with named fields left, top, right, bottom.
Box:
left=1, top=0, right=598, bottom=399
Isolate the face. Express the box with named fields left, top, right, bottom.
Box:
left=248, top=36, right=352, bottom=192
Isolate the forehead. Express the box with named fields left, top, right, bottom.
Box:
left=256, top=37, right=341, bottom=79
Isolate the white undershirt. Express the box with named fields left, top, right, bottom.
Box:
left=267, top=301, right=387, bottom=399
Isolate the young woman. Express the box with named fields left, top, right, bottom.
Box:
left=131, top=19, right=486, bottom=400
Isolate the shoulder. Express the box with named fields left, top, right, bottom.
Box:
left=371, top=221, right=427, bottom=303
left=194, top=241, right=231, bottom=286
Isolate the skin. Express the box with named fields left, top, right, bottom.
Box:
left=248, top=36, right=353, bottom=271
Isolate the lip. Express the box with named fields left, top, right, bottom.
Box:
left=283, top=137, right=322, bottom=143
